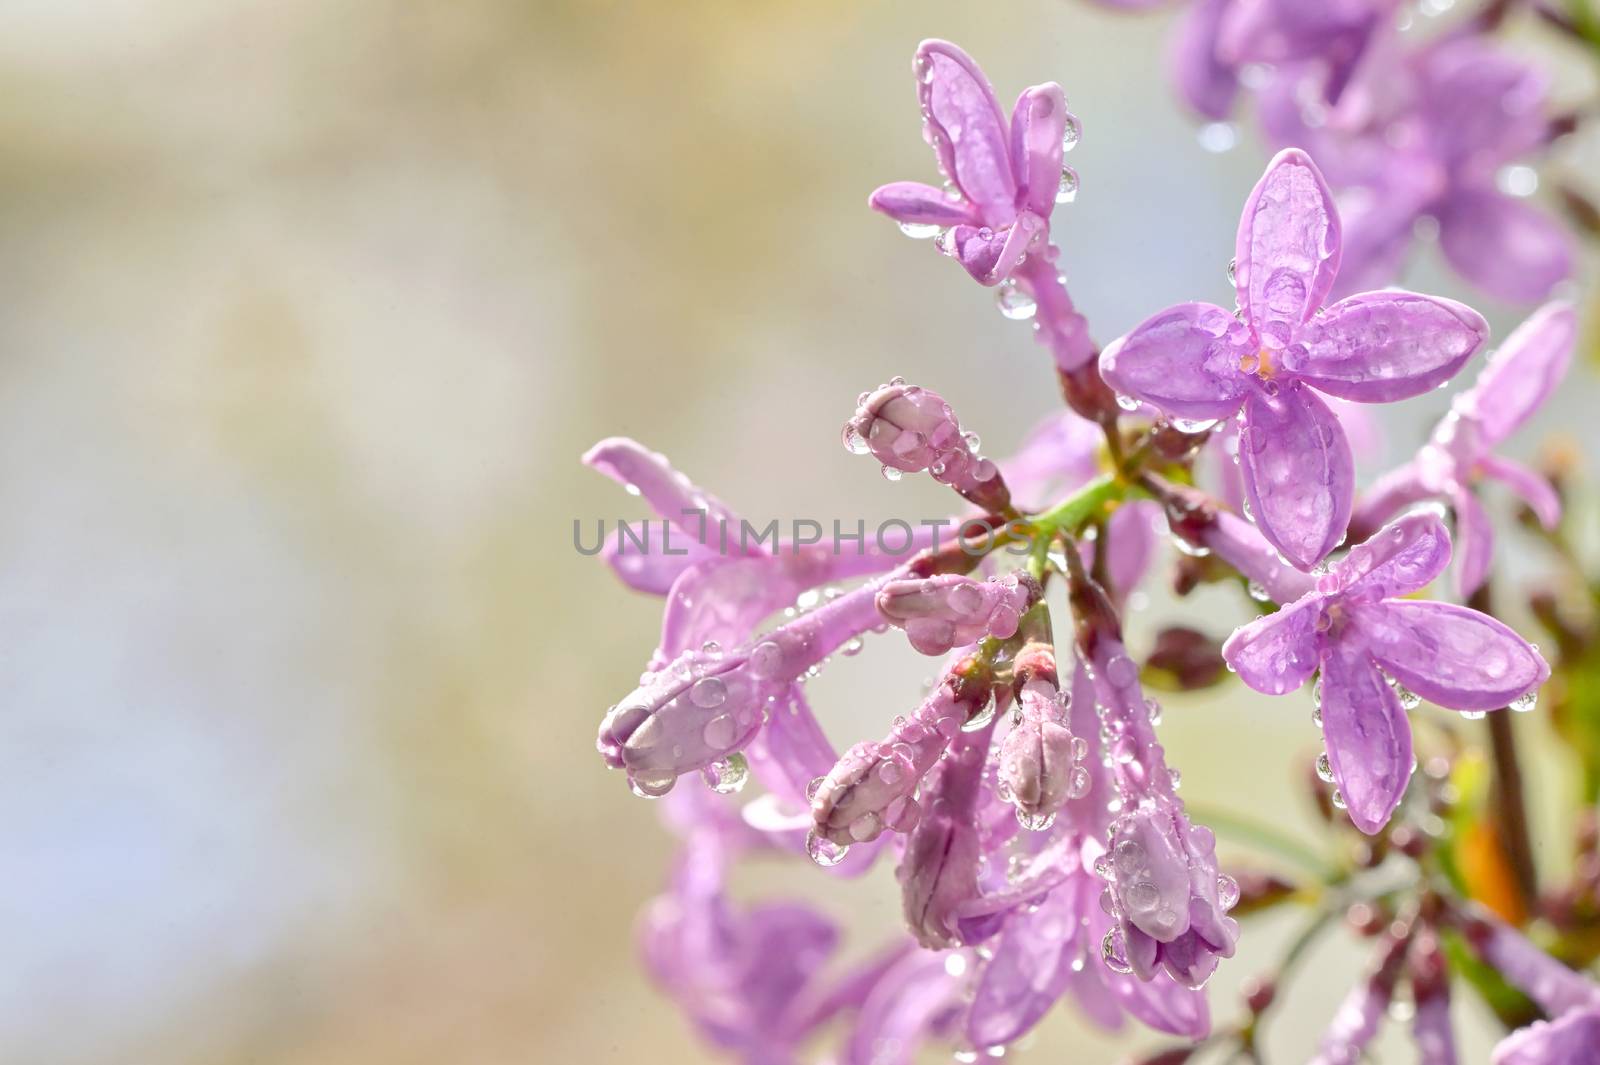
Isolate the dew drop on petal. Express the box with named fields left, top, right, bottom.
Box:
left=996, top=282, right=1037, bottom=321
left=629, top=771, right=676, bottom=799
left=690, top=677, right=727, bottom=709
left=1017, top=808, right=1056, bottom=832
left=702, top=753, right=749, bottom=795
left=1060, top=116, right=1082, bottom=154
left=1055, top=166, right=1079, bottom=204
left=1316, top=752, right=1335, bottom=783
left=1510, top=689, right=1538, bottom=713
left=806, top=830, right=850, bottom=866
left=1101, top=928, right=1133, bottom=974
left=1216, top=874, right=1241, bottom=911
left=881, top=464, right=904, bottom=482
left=898, top=221, right=943, bottom=239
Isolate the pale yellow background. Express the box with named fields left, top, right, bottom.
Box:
left=0, top=2, right=1592, bottom=1063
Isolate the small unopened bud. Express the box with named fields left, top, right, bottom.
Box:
left=876, top=573, right=1039, bottom=656
left=1142, top=626, right=1227, bottom=692
left=844, top=381, right=1010, bottom=513
left=998, top=682, right=1090, bottom=828
left=1241, top=974, right=1277, bottom=1014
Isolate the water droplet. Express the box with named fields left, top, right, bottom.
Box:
left=881, top=464, right=903, bottom=482
left=1167, top=768, right=1182, bottom=790
left=690, top=676, right=727, bottom=709
left=898, top=220, right=943, bottom=239
left=629, top=771, right=676, bottom=799
left=1461, top=709, right=1487, bottom=721
left=805, top=830, right=850, bottom=866
left=1395, top=682, right=1421, bottom=711
left=996, top=282, right=1037, bottom=320
left=1226, top=258, right=1237, bottom=285
left=1246, top=580, right=1269, bottom=603
left=703, top=753, right=749, bottom=794
left=623, top=482, right=642, bottom=497
left=1101, top=929, right=1133, bottom=973
left=1017, top=808, right=1056, bottom=831
left=841, top=636, right=864, bottom=657
left=1331, top=789, right=1347, bottom=809
left=1510, top=689, right=1538, bottom=713
left=962, top=430, right=982, bottom=451
left=1055, top=166, right=1079, bottom=204
left=841, top=423, right=870, bottom=454
left=1069, top=765, right=1091, bottom=798
left=703, top=713, right=737, bottom=750
left=962, top=699, right=997, bottom=732
left=1060, top=116, right=1082, bottom=154
left=1115, top=393, right=1142, bottom=412
left=805, top=776, right=825, bottom=801
left=1316, top=751, right=1335, bottom=783
left=913, top=53, right=934, bottom=83
left=1216, top=874, right=1240, bottom=911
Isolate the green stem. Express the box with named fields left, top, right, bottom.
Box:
left=1186, top=802, right=1341, bottom=881
left=1028, top=473, right=1123, bottom=537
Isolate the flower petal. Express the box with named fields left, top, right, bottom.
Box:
left=1352, top=600, right=1550, bottom=711
left=1293, top=291, right=1488, bottom=402
left=1438, top=189, right=1573, bottom=306
left=1480, top=454, right=1561, bottom=530
left=583, top=437, right=753, bottom=553
left=1222, top=594, right=1322, bottom=695
left=869, top=181, right=981, bottom=227
left=1234, top=149, right=1342, bottom=341
left=1451, top=487, right=1493, bottom=600
left=1099, top=303, right=1251, bottom=421
left=1238, top=382, right=1354, bottom=569
left=916, top=40, right=1016, bottom=219
left=1167, top=0, right=1239, bottom=121
left=1492, top=1006, right=1600, bottom=1065
left=1009, top=83, right=1068, bottom=218
left=843, top=950, right=965, bottom=1065
left=1462, top=301, right=1577, bottom=447
left=1319, top=642, right=1413, bottom=835
left=1332, top=510, right=1452, bottom=599
left=967, top=887, right=1078, bottom=1047
left=1419, top=38, right=1549, bottom=175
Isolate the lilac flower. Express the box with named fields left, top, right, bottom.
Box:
left=1352, top=301, right=1576, bottom=597
left=1223, top=511, right=1550, bottom=832
left=1261, top=34, right=1573, bottom=303
left=898, top=712, right=994, bottom=948
left=870, top=40, right=1099, bottom=372
left=1307, top=925, right=1409, bottom=1065
left=809, top=651, right=996, bottom=850
left=1144, top=472, right=1316, bottom=605
left=1168, top=0, right=1399, bottom=122
left=1101, top=148, right=1488, bottom=568
left=877, top=573, right=1038, bottom=656
left=598, top=566, right=900, bottom=797
left=1462, top=908, right=1600, bottom=1019
left=1410, top=927, right=1456, bottom=1065
left=958, top=663, right=1213, bottom=1043
left=1069, top=551, right=1241, bottom=988
left=1493, top=1006, right=1600, bottom=1065
left=843, top=378, right=1011, bottom=513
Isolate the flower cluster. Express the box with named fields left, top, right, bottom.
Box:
left=583, top=31, right=1585, bottom=1065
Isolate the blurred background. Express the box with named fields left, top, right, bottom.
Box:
left=0, top=1, right=1593, bottom=1062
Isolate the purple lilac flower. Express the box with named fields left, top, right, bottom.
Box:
left=1307, top=924, right=1410, bottom=1065
left=1223, top=511, right=1550, bottom=832
left=1352, top=301, right=1576, bottom=596
left=1493, top=1006, right=1600, bottom=1065
left=1168, top=0, right=1400, bottom=122
left=1261, top=33, right=1573, bottom=303
left=1101, top=147, right=1488, bottom=568
left=1410, top=926, right=1456, bottom=1065
left=1070, top=552, right=1241, bottom=989
left=870, top=40, right=1099, bottom=373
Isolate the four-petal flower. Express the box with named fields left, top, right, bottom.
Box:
left=1101, top=148, right=1488, bottom=568
left=1223, top=511, right=1549, bottom=832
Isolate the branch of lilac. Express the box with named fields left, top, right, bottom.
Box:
left=584, top=25, right=1600, bottom=1065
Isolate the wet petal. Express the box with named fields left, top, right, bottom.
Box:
left=1331, top=510, right=1452, bottom=599
left=916, top=40, right=1016, bottom=218
left=1234, top=149, right=1342, bottom=341
left=843, top=950, right=965, bottom=1065
left=1492, top=1007, right=1600, bottom=1065
left=1438, top=190, right=1573, bottom=306
left=1222, top=594, right=1322, bottom=696
left=1462, top=301, right=1576, bottom=447
left=1480, top=454, right=1561, bottom=530
left=869, top=181, right=981, bottom=227
left=1239, top=383, right=1354, bottom=569
left=1294, top=291, right=1488, bottom=402
left=1353, top=600, right=1550, bottom=712
left=967, top=887, right=1077, bottom=1046
left=1009, top=83, right=1069, bottom=218
left=1319, top=642, right=1413, bottom=834
left=1099, top=302, right=1252, bottom=421
left=1419, top=38, right=1550, bottom=174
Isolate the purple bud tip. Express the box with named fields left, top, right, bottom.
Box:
left=997, top=682, right=1089, bottom=829
left=876, top=573, right=1039, bottom=656
left=843, top=380, right=1009, bottom=510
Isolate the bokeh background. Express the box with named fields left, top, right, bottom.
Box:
left=1, top=1, right=1594, bottom=1062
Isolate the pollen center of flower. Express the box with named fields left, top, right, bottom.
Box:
left=1239, top=349, right=1274, bottom=379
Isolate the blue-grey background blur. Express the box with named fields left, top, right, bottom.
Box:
left=3, top=1, right=1592, bottom=1062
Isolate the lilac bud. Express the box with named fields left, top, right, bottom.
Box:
left=876, top=572, right=1039, bottom=656
left=599, top=570, right=891, bottom=796
left=844, top=381, right=1011, bottom=513
left=900, top=720, right=992, bottom=949
left=810, top=661, right=992, bottom=847
left=997, top=683, right=1089, bottom=830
